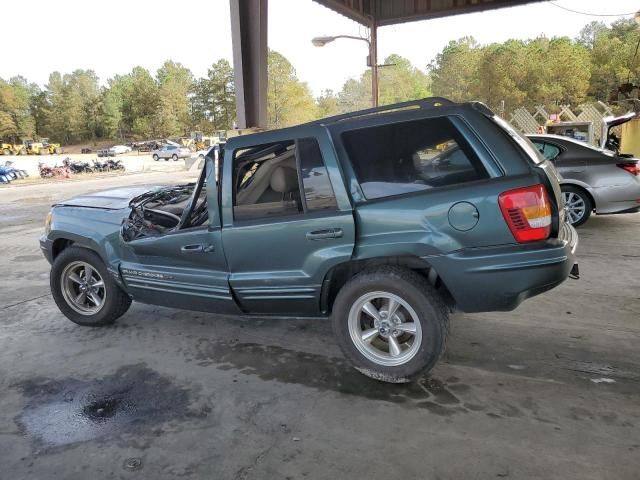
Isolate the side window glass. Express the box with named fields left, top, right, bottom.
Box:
left=543, top=143, right=561, bottom=161
left=233, top=140, right=303, bottom=221
left=533, top=141, right=544, bottom=154
left=298, top=138, right=337, bottom=212
left=342, top=116, right=488, bottom=200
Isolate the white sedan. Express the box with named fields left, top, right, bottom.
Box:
left=109, top=145, right=132, bottom=155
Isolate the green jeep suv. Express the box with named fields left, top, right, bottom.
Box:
left=40, top=98, right=578, bottom=382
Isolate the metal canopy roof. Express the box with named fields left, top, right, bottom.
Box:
left=313, top=0, right=546, bottom=26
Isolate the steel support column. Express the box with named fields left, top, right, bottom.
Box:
left=230, top=0, right=268, bottom=129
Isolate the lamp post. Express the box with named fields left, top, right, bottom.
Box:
left=312, top=29, right=379, bottom=107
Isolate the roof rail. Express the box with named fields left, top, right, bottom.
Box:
left=313, top=97, right=456, bottom=126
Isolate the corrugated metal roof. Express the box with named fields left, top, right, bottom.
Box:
left=313, top=0, right=547, bottom=26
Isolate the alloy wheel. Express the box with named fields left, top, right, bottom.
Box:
left=563, top=191, right=586, bottom=225
left=60, top=261, right=107, bottom=315
left=348, top=291, right=423, bottom=367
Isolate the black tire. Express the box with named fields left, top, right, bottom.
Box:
left=171, top=154, right=178, bottom=161
left=2, top=148, right=9, bottom=155
left=153, top=154, right=159, bottom=161
left=50, top=247, right=132, bottom=326
left=331, top=266, right=449, bottom=383
left=562, top=185, right=592, bottom=227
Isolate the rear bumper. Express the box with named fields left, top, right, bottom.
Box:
left=427, top=222, right=578, bottom=313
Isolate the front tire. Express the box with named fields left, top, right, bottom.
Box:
left=50, top=247, right=132, bottom=326
left=153, top=154, right=159, bottom=161
left=171, top=154, right=178, bottom=161
left=562, top=185, right=592, bottom=227
left=331, top=266, right=449, bottom=383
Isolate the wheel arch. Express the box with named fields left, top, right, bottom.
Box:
left=320, top=255, right=454, bottom=315
left=561, top=182, right=596, bottom=209
left=50, top=233, right=104, bottom=262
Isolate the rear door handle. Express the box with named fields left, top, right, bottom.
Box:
left=306, top=228, right=343, bottom=240
left=181, top=244, right=204, bottom=254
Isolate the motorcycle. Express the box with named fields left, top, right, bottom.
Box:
left=92, top=158, right=126, bottom=172
left=0, top=166, right=13, bottom=183
left=106, top=158, right=126, bottom=171
left=3, top=161, right=28, bottom=179
left=39, top=162, right=72, bottom=178
left=92, top=158, right=109, bottom=172
left=63, top=157, right=94, bottom=174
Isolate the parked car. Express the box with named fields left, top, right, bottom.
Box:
left=40, top=98, right=578, bottom=383
left=528, top=134, right=640, bottom=226
left=109, top=145, right=132, bottom=155
left=151, top=144, right=191, bottom=161
left=96, top=149, right=115, bottom=158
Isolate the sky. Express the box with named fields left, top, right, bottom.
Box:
left=1, top=0, right=638, bottom=96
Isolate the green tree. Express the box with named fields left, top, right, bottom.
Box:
left=39, top=70, right=101, bottom=143
left=577, top=21, right=607, bottom=49
left=192, top=59, right=236, bottom=131
left=429, top=37, right=482, bottom=102
left=156, top=61, right=193, bottom=137
left=317, top=89, right=340, bottom=118
left=377, top=54, right=431, bottom=105
left=207, top=59, right=236, bottom=130
left=587, top=19, right=640, bottom=102
left=337, top=78, right=371, bottom=113
left=268, top=50, right=317, bottom=128
left=0, top=76, right=38, bottom=139
left=116, top=67, right=161, bottom=138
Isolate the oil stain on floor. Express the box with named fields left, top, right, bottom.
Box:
left=14, top=364, right=195, bottom=449
left=193, top=339, right=468, bottom=416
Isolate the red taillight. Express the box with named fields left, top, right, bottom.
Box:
left=617, top=163, right=640, bottom=176
left=499, top=184, right=552, bottom=243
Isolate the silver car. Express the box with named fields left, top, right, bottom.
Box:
left=529, top=134, right=640, bottom=226
left=151, top=144, right=191, bottom=161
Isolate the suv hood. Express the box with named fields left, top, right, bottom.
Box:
left=54, top=185, right=164, bottom=210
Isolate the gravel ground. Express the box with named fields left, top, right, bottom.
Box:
left=0, top=172, right=639, bottom=480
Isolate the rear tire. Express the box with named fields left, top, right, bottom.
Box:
left=153, top=154, right=159, bottom=161
left=50, top=247, right=132, bottom=326
left=172, top=154, right=178, bottom=161
left=2, top=148, right=9, bottom=155
left=331, top=266, right=449, bottom=383
left=562, top=185, right=592, bottom=227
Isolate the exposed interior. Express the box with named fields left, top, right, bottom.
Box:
left=121, top=161, right=211, bottom=241
left=233, top=141, right=303, bottom=220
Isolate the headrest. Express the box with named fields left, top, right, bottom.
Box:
left=270, top=166, right=298, bottom=193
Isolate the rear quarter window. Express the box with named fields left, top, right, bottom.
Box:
left=492, top=116, right=545, bottom=165
left=341, top=116, right=488, bottom=200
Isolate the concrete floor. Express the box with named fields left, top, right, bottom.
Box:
left=1, top=173, right=639, bottom=480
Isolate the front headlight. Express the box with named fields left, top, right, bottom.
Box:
left=44, top=211, right=52, bottom=234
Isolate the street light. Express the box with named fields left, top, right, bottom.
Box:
left=311, top=33, right=379, bottom=107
